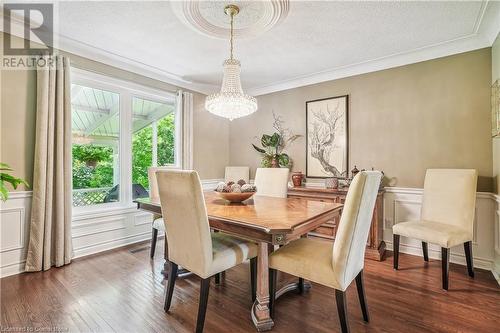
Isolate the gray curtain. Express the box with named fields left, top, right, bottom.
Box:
left=25, top=56, right=73, bottom=271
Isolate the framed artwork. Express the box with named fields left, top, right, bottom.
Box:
left=306, top=95, right=348, bottom=178
left=492, top=80, right=499, bottom=138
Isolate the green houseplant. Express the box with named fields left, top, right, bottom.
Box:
left=0, top=163, right=28, bottom=201
left=252, top=112, right=301, bottom=168
left=73, top=144, right=111, bottom=168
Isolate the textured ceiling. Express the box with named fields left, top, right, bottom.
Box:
left=55, top=1, right=500, bottom=95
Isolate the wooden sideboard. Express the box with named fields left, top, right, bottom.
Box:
left=288, top=186, right=386, bottom=261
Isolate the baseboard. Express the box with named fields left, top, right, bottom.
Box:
left=0, top=260, right=27, bottom=278
left=0, top=232, right=160, bottom=278
left=386, top=241, right=500, bottom=286
left=385, top=241, right=493, bottom=270
left=73, top=231, right=153, bottom=258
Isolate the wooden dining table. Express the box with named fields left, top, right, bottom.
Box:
left=135, top=191, right=343, bottom=331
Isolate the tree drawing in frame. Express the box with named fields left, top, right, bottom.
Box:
left=306, top=95, right=348, bottom=178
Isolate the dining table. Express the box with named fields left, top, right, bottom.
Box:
left=135, top=191, right=343, bottom=331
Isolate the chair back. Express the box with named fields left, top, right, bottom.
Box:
left=421, top=169, right=477, bottom=236
left=332, top=171, right=382, bottom=290
left=225, top=166, right=250, bottom=183
left=156, top=170, right=213, bottom=277
left=148, top=167, right=172, bottom=201
left=254, top=168, right=290, bottom=198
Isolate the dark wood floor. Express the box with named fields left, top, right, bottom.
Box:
left=1, top=239, right=499, bottom=333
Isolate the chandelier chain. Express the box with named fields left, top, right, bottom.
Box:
left=229, top=10, right=234, bottom=60
left=205, top=4, right=257, bottom=121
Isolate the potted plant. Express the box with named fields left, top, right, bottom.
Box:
left=252, top=112, right=301, bottom=168
left=0, top=163, right=28, bottom=201
left=72, top=144, right=110, bottom=168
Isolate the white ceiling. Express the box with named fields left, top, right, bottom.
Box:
left=51, top=1, right=500, bottom=95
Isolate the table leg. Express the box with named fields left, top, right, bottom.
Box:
left=251, top=242, right=274, bottom=331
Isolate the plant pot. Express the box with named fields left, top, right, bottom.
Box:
left=325, top=177, right=339, bottom=189
left=292, top=172, right=303, bottom=187
left=85, top=160, right=98, bottom=168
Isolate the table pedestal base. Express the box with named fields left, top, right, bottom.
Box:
left=275, top=280, right=312, bottom=299
left=251, top=279, right=312, bottom=331
left=251, top=300, right=274, bottom=332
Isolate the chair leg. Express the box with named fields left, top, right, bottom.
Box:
left=335, top=289, right=350, bottom=333
left=441, top=247, right=450, bottom=290
left=215, top=273, right=221, bottom=285
left=393, top=234, right=400, bottom=270
left=298, top=278, right=304, bottom=294
left=422, top=242, right=429, bottom=262
left=164, top=261, right=178, bottom=312
left=355, top=270, right=369, bottom=322
left=250, top=257, right=257, bottom=302
left=150, top=228, right=158, bottom=259
left=269, top=268, right=277, bottom=319
left=464, top=241, right=474, bottom=278
left=196, top=277, right=211, bottom=333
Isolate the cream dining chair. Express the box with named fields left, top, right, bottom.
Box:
left=225, top=166, right=250, bottom=183
left=147, top=167, right=169, bottom=258
left=254, top=167, right=290, bottom=198
left=392, top=169, right=477, bottom=290
left=156, top=170, right=258, bottom=333
left=268, top=171, right=382, bottom=333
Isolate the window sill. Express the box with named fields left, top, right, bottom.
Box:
left=72, top=203, right=140, bottom=222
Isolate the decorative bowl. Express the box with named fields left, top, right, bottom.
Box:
left=215, top=191, right=255, bottom=203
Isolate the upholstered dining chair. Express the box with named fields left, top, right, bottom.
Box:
left=254, top=167, right=290, bottom=198
left=392, top=169, right=478, bottom=290
left=225, top=166, right=250, bottom=183
left=147, top=167, right=170, bottom=258
left=268, top=171, right=382, bottom=333
left=156, top=170, right=258, bottom=333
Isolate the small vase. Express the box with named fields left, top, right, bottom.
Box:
left=292, top=172, right=303, bottom=187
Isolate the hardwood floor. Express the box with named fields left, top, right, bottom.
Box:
left=1, top=239, right=499, bottom=333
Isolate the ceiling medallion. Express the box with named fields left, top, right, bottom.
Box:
left=171, top=0, right=289, bottom=39
left=205, top=4, right=257, bottom=121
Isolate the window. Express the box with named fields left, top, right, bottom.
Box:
left=132, top=97, right=176, bottom=190
left=71, top=69, right=180, bottom=211
left=71, top=84, right=121, bottom=207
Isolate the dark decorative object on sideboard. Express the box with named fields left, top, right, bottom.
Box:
left=288, top=186, right=386, bottom=261
left=351, top=165, right=360, bottom=179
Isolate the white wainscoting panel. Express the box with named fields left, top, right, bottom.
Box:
left=494, top=195, right=500, bottom=284
left=0, top=179, right=222, bottom=278
left=0, top=191, right=32, bottom=277
left=383, top=188, right=496, bottom=272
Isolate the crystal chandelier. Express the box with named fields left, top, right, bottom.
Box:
left=205, top=4, right=258, bottom=121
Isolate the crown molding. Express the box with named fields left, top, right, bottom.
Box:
left=247, top=32, right=493, bottom=97
left=247, top=0, right=500, bottom=96
left=1, top=9, right=217, bottom=95
left=3, top=2, right=499, bottom=98
left=56, top=35, right=218, bottom=95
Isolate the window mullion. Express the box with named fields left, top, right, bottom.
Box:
left=120, top=90, right=133, bottom=205
left=152, top=121, right=158, bottom=167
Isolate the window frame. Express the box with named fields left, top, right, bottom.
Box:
left=71, top=68, right=180, bottom=215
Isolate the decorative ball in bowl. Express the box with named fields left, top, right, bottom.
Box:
left=214, top=180, right=257, bottom=203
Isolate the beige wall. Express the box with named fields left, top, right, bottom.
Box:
left=492, top=33, right=500, bottom=193
left=0, top=33, right=228, bottom=191
left=229, top=48, right=493, bottom=191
